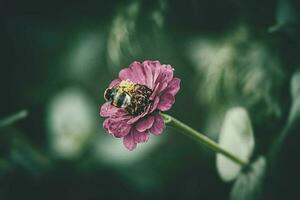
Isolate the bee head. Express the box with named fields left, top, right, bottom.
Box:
left=104, top=88, right=115, bottom=102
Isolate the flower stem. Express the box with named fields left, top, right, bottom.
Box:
left=160, top=113, right=247, bottom=166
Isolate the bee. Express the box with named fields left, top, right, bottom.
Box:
left=104, top=80, right=153, bottom=116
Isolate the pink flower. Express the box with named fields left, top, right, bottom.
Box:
left=100, top=60, right=180, bottom=150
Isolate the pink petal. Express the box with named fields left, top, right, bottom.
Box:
left=119, top=68, right=133, bottom=81
left=128, top=61, right=147, bottom=85
left=118, top=61, right=147, bottom=85
left=103, top=118, right=110, bottom=132
left=150, top=82, right=168, bottom=100
left=109, top=79, right=121, bottom=88
left=112, top=108, right=130, bottom=119
left=133, top=129, right=149, bottom=143
left=150, top=61, right=162, bottom=82
left=100, top=102, right=118, bottom=117
left=136, top=115, right=155, bottom=132
left=143, top=62, right=154, bottom=89
left=150, top=113, right=165, bottom=135
left=150, top=96, right=160, bottom=113
left=127, top=114, right=144, bottom=125
left=142, top=60, right=162, bottom=89
left=150, top=66, right=173, bottom=98
left=156, top=65, right=174, bottom=86
left=106, top=118, right=132, bottom=138
left=146, top=61, right=173, bottom=84
left=127, top=105, right=151, bottom=124
left=123, top=133, right=137, bottom=151
left=149, top=82, right=160, bottom=100
left=164, top=78, right=181, bottom=96
left=157, top=93, right=175, bottom=111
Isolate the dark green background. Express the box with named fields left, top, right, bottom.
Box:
left=1, top=0, right=300, bottom=199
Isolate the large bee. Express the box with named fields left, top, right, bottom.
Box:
left=104, top=80, right=152, bottom=116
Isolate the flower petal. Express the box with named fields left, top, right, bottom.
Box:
left=152, top=71, right=173, bottom=96
left=123, top=132, right=137, bottom=151
left=136, top=115, right=155, bottom=132
left=165, top=78, right=181, bottom=96
left=100, top=102, right=118, bottom=117
left=156, top=65, right=174, bottom=85
left=149, top=61, right=162, bottom=83
left=157, top=93, right=175, bottom=111
left=109, top=79, right=121, bottom=88
left=142, top=60, right=161, bottom=89
left=150, top=82, right=168, bottom=100
left=118, top=61, right=147, bottom=85
left=155, top=63, right=173, bottom=84
left=150, top=96, right=160, bottom=113
left=106, top=118, right=132, bottom=137
left=127, top=114, right=143, bottom=125
left=133, top=129, right=149, bottom=143
left=129, top=61, right=147, bottom=85
left=103, top=118, right=110, bottom=132
left=150, top=113, right=165, bottom=135
left=127, top=105, right=151, bottom=125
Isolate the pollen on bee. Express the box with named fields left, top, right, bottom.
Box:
left=118, top=80, right=136, bottom=94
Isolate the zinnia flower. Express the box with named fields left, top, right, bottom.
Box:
left=100, top=60, right=180, bottom=150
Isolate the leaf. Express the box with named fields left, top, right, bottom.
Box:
left=269, top=0, right=300, bottom=33
left=216, top=107, right=255, bottom=182
left=0, top=110, right=28, bottom=128
left=275, top=70, right=300, bottom=149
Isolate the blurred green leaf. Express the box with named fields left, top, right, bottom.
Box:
left=0, top=110, right=28, bottom=128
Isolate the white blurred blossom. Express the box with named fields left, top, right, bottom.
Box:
left=47, top=87, right=97, bottom=159
left=230, top=156, right=266, bottom=200
left=217, top=107, right=255, bottom=182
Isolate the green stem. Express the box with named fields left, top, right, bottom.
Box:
left=160, top=113, right=247, bottom=166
